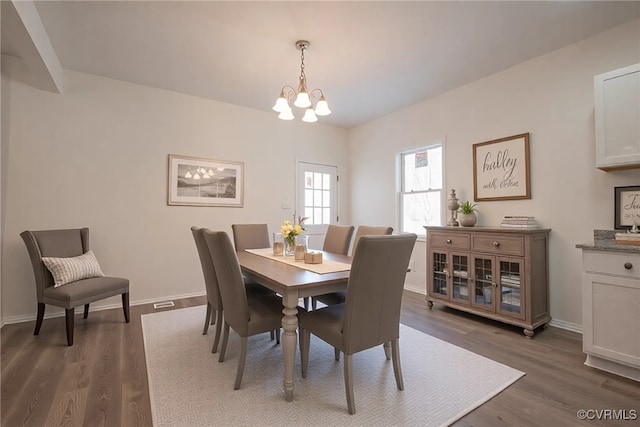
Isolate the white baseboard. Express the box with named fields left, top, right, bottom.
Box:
left=548, top=318, right=582, bottom=334
left=0, top=291, right=206, bottom=327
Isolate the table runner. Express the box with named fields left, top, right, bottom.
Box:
left=245, top=248, right=351, bottom=274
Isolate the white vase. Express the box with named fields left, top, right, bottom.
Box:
left=458, top=213, right=477, bottom=227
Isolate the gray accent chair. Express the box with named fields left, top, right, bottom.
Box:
left=299, top=234, right=417, bottom=415
left=313, top=226, right=394, bottom=309
left=204, top=230, right=284, bottom=390
left=20, top=228, right=130, bottom=346
left=191, top=226, right=276, bottom=353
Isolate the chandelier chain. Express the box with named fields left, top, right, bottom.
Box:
left=299, top=46, right=306, bottom=83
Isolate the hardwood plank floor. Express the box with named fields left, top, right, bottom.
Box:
left=2, top=292, right=638, bottom=426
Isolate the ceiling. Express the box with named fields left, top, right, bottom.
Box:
left=2, top=1, right=639, bottom=128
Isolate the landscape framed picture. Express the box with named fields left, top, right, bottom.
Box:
left=614, top=185, right=640, bottom=230
left=473, top=133, right=531, bottom=201
left=167, top=154, right=244, bottom=207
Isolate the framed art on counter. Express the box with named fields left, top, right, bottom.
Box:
left=614, top=185, right=640, bottom=230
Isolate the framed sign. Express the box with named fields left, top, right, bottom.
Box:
left=473, top=133, right=531, bottom=201
left=168, top=154, right=244, bottom=207
left=614, top=185, right=640, bottom=230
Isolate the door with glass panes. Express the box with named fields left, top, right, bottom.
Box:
left=428, top=250, right=471, bottom=306
left=471, top=255, right=525, bottom=320
left=296, top=162, right=338, bottom=251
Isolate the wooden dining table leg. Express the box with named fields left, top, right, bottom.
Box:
left=281, top=292, right=299, bottom=402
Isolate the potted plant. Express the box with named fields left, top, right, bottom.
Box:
left=458, top=201, right=478, bottom=227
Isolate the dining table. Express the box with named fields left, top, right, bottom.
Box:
left=236, top=248, right=351, bottom=402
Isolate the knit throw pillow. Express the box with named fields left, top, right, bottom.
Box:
left=42, top=250, right=105, bottom=287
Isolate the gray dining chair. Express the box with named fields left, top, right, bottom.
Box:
left=313, top=225, right=394, bottom=310
left=299, top=233, right=417, bottom=415
left=192, top=226, right=276, bottom=353
left=351, top=225, right=393, bottom=255
left=322, top=225, right=355, bottom=255
left=20, top=228, right=130, bottom=346
left=231, top=223, right=270, bottom=251
left=231, top=223, right=276, bottom=294
left=204, top=230, right=284, bottom=390
left=306, top=224, right=356, bottom=310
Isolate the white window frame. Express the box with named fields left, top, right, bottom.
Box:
left=398, top=143, right=444, bottom=237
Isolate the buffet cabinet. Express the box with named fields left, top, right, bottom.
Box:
left=425, top=226, right=551, bottom=337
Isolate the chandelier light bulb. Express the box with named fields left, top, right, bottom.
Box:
left=294, top=91, right=311, bottom=108
left=314, top=96, right=331, bottom=116
left=302, top=107, right=318, bottom=123
left=185, top=171, right=192, bottom=178
left=273, top=91, right=289, bottom=113
left=193, top=173, right=200, bottom=180
left=278, top=108, right=295, bottom=121
left=208, top=168, right=215, bottom=175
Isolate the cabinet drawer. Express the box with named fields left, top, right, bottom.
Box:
left=472, top=235, right=524, bottom=256
left=429, top=232, right=470, bottom=250
left=583, top=250, right=640, bottom=280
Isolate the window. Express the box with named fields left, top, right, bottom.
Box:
left=399, top=144, right=443, bottom=235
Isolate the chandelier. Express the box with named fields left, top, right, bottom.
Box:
left=272, top=40, right=331, bottom=123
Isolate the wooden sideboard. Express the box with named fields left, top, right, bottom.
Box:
left=425, top=226, right=551, bottom=337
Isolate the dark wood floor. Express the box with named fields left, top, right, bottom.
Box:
left=2, top=291, right=638, bottom=426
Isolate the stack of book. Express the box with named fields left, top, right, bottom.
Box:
left=615, top=232, right=640, bottom=246
left=500, top=216, right=538, bottom=228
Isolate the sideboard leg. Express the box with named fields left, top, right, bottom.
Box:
left=427, top=300, right=433, bottom=309
left=523, top=328, right=534, bottom=338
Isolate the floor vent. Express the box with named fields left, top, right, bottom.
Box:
left=153, top=301, right=175, bottom=309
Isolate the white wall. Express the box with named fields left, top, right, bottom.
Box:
left=1, top=69, right=349, bottom=322
left=348, top=19, right=640, bottom=330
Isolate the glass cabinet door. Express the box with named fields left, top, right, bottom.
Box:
left=430, top=251, right=448, bottom=298
left=498, top=258, right=525, bottom=319
left=472, top=256, right=495, bottom=311
left=451, top=252, right=470, bottom=304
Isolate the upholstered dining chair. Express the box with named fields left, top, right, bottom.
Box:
left=231, top=223, right=276, bottom=292
left=191, top=226, right=276, bottom=353
left=299, top=233, right=417, bottom=415
left=20, top=228, right=130, bottom=346
left=231, top=223, right=270, bottom=251
left=351, top=225, right=393, bottom=255
left=312, top=225, right=394, bottom=310
left=322, top=225, right=355, bottom=255
left=204, top=230, right=284, bottom=390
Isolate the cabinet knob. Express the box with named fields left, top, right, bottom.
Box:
left=624, top=262, right=633, bottom=270
left=446, top=239, right=452, bottom=244
left=493, top=241, right=500, bottom=247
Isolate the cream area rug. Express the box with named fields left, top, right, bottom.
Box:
left=141, top=306, right=524, bottom=427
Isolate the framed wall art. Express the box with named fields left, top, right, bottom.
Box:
left=473, top=133, right=531, bottom=201
left=167, top=154, right=244, bottom=207
left=614, top=185, right=640, bottom=230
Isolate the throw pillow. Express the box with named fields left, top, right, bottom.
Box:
left=42, top=250, right=105, bottom=287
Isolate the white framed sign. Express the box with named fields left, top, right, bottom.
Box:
left=473, top=133, right=531, bottom=201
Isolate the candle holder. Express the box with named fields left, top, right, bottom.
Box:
left=447, top=189, right=460, bottom=227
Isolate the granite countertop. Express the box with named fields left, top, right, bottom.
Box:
left=575, top=230, right=640, bottom=254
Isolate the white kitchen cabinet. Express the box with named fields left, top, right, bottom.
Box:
left=581, top=249, right=640, bottom=381
left=594, top=63, right=640, bottom=171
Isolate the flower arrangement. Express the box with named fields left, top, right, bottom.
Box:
left=281, top=216, right=307, bottom=253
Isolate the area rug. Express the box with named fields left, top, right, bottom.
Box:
left=142, top=306, right=524, bottom=426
